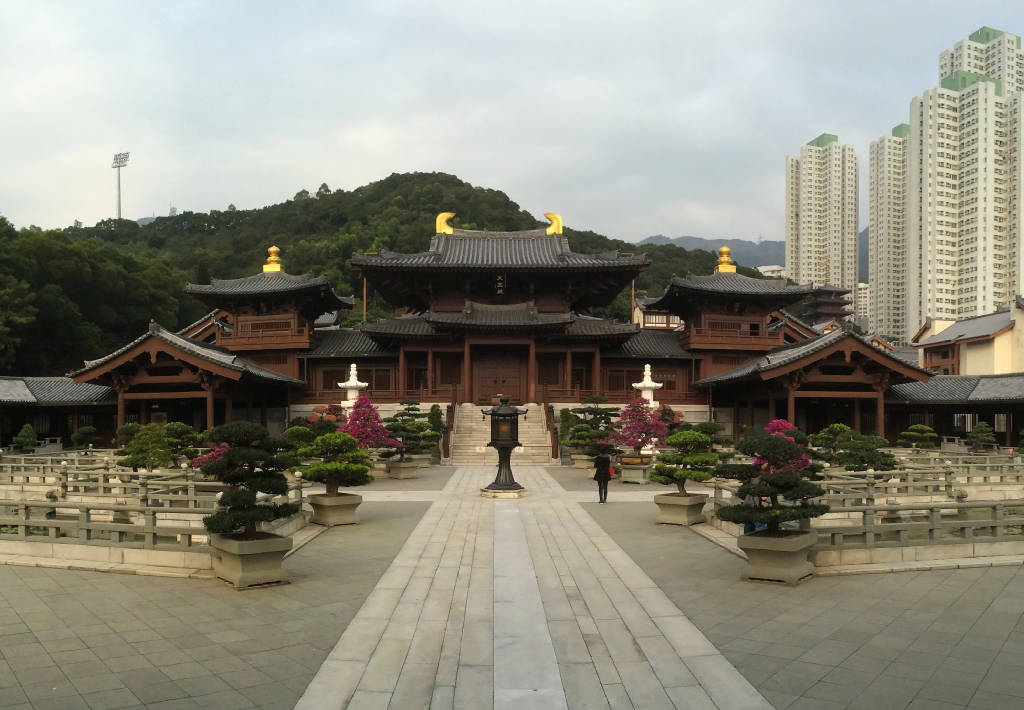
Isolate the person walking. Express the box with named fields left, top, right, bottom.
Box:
left=593, top=453, right=612, bottom=503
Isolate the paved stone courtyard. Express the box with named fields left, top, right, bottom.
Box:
left=0, top=465, right=1023, bottom=708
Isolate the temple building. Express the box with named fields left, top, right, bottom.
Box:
left=12, top=211, right=1024, bottom=448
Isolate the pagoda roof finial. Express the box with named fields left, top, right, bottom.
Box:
left=436, top=212, right=455, bottom=234
left=263, top=245, right=282, bottom=273
left=714, top=246, right=736, bottom=273
left=544, top=213, right=563, bottom=235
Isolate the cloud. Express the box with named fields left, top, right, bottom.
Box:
left=1, top=0, right=1022, bottom=240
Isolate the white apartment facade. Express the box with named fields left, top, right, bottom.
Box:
left=869, top=125, right=908, bottom=340
left=899, top=27, right=1024, bottom=341
left=785, top=134, right=859, bottom=291
left=854, top=282, right=870, bottom=328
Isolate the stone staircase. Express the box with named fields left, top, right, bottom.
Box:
left=449, top=403, right=554, bottom=466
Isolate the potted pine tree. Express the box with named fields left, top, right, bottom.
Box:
left=599, top=397, right=667, bottom=483
left=649, top=430, right=717, bottom=525
left=966, top=421, right=997, bottom=453
left=897, top=423, right=938, bottom=449
left=380, top=400, right=440, bottom=478
left=199, top=421, right=300, bottom=589
left=715, top=420, right=829, bottom=584
left=298, top=432, right=373, bottom=526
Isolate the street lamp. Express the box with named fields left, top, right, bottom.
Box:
left=111, top=152, right=130, bottom=219
left=481, top=394, right=527, bottom=493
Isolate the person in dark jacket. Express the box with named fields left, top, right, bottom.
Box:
left=593, top=453, right=611, bottom=503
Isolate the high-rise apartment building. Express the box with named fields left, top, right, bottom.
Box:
left=868, top=125, right=908, bottom=339
left=898, top=27, right=1024, bottom=341
left=854, top=282, right=871, bottom=328
left=785, top=134, right=859, bottom=291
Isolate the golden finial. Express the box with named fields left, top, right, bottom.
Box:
left=714, top=246, right=736, bottom=273
left=544, top=213, right=563, bottom=235
left=263, top=245, right=282, bottom=273
left=436, top=212, right=455, bottom=234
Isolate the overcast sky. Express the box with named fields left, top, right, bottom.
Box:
left=1, top=1, right=1022, bottom=243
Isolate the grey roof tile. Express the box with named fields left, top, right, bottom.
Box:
left=424, top=301, right=573, bottom=329
left=70, top=322, right=304, bottom=385
left=888, top=376, right=980, bottom=403
left=605, top=329, right=701, bottom=360
left=666, top=272, right=815, bottom=297
left=185, top=272, right=354, bottom=307
left=0, top=378, right=36, bottom=404
left=916, top=310, right=1012, bottom=345
left=303, top=329, right=395, bottom=358
left=352, top=228, right=650, bottom=270
left=23, top=378, right=115, bottom=405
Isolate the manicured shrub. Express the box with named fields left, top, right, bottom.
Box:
left=298, top=432, right=373, bottom=495
left=897, top=424, right=938, bottom=449
left=649, top=430, right=718, bottom=494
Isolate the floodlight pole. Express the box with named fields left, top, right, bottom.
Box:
left=111, top=152, right=130, bottom=220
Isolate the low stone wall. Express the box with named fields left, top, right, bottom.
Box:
left=813, top=539, right=1024, bottom=567
left=0, top=538, right=212, bottom=569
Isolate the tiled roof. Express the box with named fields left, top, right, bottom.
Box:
left=24, top=378, right=115, bottom=405
left=352, top=228, right=650, bottom=271
left=302, top=329, right=395, bottom=358
left=0, top=378, right=36, bottom=404
left=563, top=316, right=639, bottom=338
left=605, top=329, right=701, bottom=360
left=665, top=273, right=815, bottom=297
left=891, top=346, right=920, bottom=366
left=917, top=310, right=1012, bottom=346
left=70, top=322, right=304, bottom=385
left=0, top=377, right=114, bottom=406
left=360, top=316, right=436, bottom=338
left=185, top=272, right=354, bottom=308
left=424, top=301, right=573, bottom=329
left=314, top=311, right=339, bottom=328
left=177, top=309, right=221, bottom=336
left=890, top=373, right=1024, bottom=403
left=695, top=329, right=931, bottom=387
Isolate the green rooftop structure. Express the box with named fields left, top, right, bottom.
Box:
left=940, top=69, right=1003, bottom=96
left=891, top=124, right=909, bottom=138
left=807, top=133, right=838, bottom=148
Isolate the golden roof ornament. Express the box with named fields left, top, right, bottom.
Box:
left=263, top=245, right=283, bottom=273
left=436, top=212, right=455, bottom=234
left=714, top=246, right=736, bottom=274
left=544, top=213, right=563, bottom=235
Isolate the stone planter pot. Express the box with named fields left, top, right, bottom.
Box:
left=309, top=492, right=362, bottom=526
left=573, top=455, right=595, bottom=470
left=653, top=492, right=708, bottom=525
left=209, top=533, right=292, bottom=589
left=387, top=459, right=422, bottom=479
left=618, top=464, right=649, bottom=484
left=619, top=454, right=653, bottom=466
left=736, top=530, right=817, bottom=585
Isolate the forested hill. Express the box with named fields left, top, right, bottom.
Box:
left=0, top=172, right=763, bottom=376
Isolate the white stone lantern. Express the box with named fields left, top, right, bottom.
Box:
left=338, top=363, right=368, bottom=402
left=632, top=364, right=663, bottom=409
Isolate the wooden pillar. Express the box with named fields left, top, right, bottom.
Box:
left=527, top=339, right=537, bottom=403
left=140, top=400, right=149, bottom=425
left=853, top=398, right=862, bottom=433
left=206, top=391, right=215, bottom=430
left=397, top=346, right=406, bottom=397
left=427, top=348, right=434, bottom=395
left=875, top=393, right=885, bottom=438
left=1007, top=413, right=1014, bottom=448
left=787, top=388, right=796, bottom=425
left=116, top=390, right=125, bottom=428
left=462, top=339, right=471, bottom=403
left=71, top=413, right=79, bottom=434
left=592, top=348, right=601, bottom=396
left=565, top=350, right=573, bottom=390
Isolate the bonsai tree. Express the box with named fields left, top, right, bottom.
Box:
left=70, top=425, right=98, bottom=448
left=381, top=400, right=439, bottom=461
left=564, top=400, right=619, bottom=456
left=599, top=397, right=668, bottom=456
left=833, top=432, right=897, bottom=471
left=117, top=423, right=171, bottom=471
left=199, top=421, right=299, bottom=538
left=12, top=423, right=36, bottom=452
left=428, top=404, right=444, bottom=435
left=810, top=423, right=854, bottom=458
left=282, top=425, right=315, bottom=449
left=340, top=396, right=402, bottom=450
left=898, top=423, right=938, bottom=449
left=649, top=430, right=718, bottom=494
left=966, top=421, right=997, bottom=452
left=715, top=419, right=829, bottom=535
left=298, top=432, right=373, bottom=495
left=164, top=422, right=200, bottom=466
left=114, top=422, right=141, bottom=447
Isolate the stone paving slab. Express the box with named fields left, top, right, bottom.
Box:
left=0, top=501, right=428, bottom=710
left=587, top=501, right=1024, bottom=710
left=299, top=465, right=768, bottom=709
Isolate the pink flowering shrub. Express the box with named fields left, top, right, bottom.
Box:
left=192, top=441, right=229, bottom=469
left=340, top=396, right=402, bottom=450
left=599, top=397, right=668, bottom=454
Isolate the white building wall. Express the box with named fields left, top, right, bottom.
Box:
left=869, top=129, right=907, bottom=340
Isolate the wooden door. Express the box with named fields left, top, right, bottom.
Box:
left=473, top=352, right=524, bottom=404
